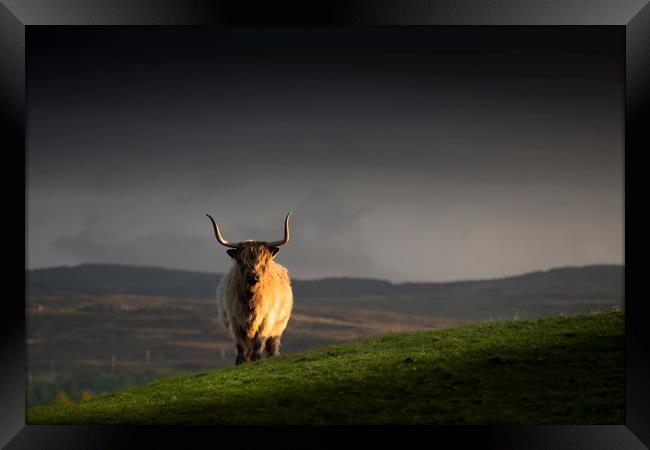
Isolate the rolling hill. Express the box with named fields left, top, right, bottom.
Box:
left=27, top=311, right=624, bottom=425
left=25, top=263, right=624, bottom=407
left=27, top=263, right=623, bottom=318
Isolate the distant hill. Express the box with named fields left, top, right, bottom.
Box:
left=27, top=264, right=221, bottom=299
left=27, top=263, right=624, bottom=319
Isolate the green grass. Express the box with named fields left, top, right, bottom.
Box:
left=27, top=310, right=624, bottom=425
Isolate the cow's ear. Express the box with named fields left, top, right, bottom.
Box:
left=269, top=246, right=280, bottom=258
left=226, top=249, right=238, bottom=259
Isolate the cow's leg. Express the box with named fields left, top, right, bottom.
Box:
left=235, top=333, right=253, bottom=365
left=265, top=336, right=281, bottom=357
left=251, top=334, right=267, bottom=362
left=235, top=342, right=246, bottom=365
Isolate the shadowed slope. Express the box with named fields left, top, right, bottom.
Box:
left=27, top=311, right=624, bottom=425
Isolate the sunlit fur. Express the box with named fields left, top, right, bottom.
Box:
left=216, top=242, right=293, bottom=364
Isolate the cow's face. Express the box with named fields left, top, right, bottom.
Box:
left=227, top=242, right=280, bottom=286
left=206, top=212, right=292, bottom=286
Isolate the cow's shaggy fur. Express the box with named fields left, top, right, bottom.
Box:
left=216, top=242, right=293, bottom=364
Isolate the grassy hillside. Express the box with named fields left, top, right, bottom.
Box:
left=27, top=311, right=624, bottom=425
left=25, top=263, right=623, bottom=406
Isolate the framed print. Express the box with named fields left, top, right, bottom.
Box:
left=2, top=0, right=649, bottom=448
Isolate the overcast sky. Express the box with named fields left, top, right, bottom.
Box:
left=26, top=27, right=624, bottom=282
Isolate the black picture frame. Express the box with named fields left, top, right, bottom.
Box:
left=2, top=1, right=648, bottom=448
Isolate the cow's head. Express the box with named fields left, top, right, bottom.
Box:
left=207, top=212, right=291, bottom=286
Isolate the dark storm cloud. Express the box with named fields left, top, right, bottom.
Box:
left=231, top=184, right=389, bottom=280
left=52, top=225, right=215, bottom=273
left=27, top=27, right=624, bottom=281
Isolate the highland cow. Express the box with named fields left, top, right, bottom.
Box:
left=207, top=212, right=294, bottom=365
